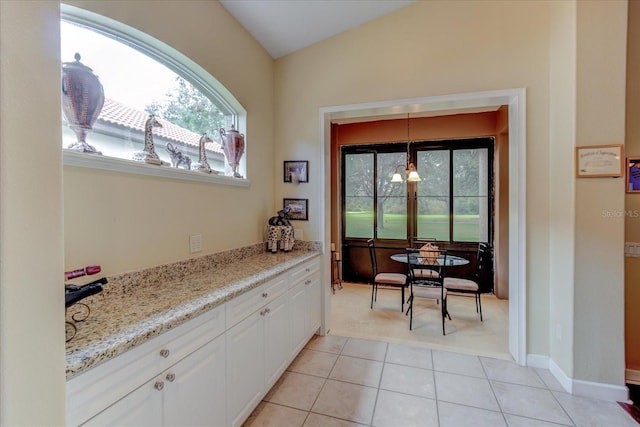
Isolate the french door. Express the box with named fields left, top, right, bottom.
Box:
left=341, top=138, right=494, bottom=283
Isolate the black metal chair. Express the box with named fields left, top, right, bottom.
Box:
left=367, top=239, right=408, bottom=311
left=443, top=243, right=488, bottom=321
left=405, top=247, right=450, bottom=334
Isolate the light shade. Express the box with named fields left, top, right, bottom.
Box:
left=391, top=172, right=404, bottom=183
left=407, top=169, right=422, bottom=182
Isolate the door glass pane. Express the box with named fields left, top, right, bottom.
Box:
left=416, top=150, right=450, bottom=241
left=378, top=152, right=407, bottom=239
left=453, top=149, right=488, bottom=242
left=344, top=153, right=374, bottom=238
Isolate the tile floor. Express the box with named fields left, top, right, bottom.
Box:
left=243, top=335, right=637, bottom=427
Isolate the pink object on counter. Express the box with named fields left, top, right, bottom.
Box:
left=64, top=264, right=101, bottom=281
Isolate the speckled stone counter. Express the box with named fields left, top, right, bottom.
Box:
left=65, top=242, right=321, bottom=380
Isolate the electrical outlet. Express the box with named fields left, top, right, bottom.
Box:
left=190, top=234, right=202, bottom=253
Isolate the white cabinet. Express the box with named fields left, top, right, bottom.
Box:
left=264, top=291, right=293, bottom=389
left=163, top=336, right=226, bottom=427
left=84, top=335, right=226, bottom=427
left=68, top=304, right=226, bottom=426
left=290, top=259, right=321, bottom=355
left=226, top=309, right=264, bottom=427
left=226, top=277, right=294, bottom=427
left=67, top=255, right=322, bottom=427
left=82, top=378, right=163, bottom=426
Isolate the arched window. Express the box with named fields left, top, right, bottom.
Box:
left=61, top=5, right=247, bottom=185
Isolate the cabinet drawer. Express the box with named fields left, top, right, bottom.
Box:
left=290, top=258, right=320, bottom=285
left=67, top=304, right=225, bottom=426
left=226, top=275, right=288, bottom=328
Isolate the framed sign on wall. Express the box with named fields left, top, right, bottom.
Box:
left=576, top=144, right=623, bottom=178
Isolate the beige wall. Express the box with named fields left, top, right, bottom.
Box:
left=0, top=2, right=66, bottom=424
left=63, top=0, right=276, bottom=276
left=548, top=0, right=577, bottom=379
left=625, top=0, right=640, bottom=376
left=573, top=0, right=627, bottom=385
left=275, top=0, right=553, bottom=360
left=275, top=0, right=629, bottom=388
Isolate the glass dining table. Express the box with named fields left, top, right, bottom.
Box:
left=390, top=253, right=469, bottom=267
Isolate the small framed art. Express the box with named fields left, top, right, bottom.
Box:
left=284, top=160, right=309, bottom=183
left=283, top=198, right=308, bottom=220
left=627, top=157, right=640, bottom=192
left=576, top=144, right=623, bottom=178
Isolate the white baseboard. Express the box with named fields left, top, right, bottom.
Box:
left=527, top=353, right=628, bottom=402
left=548, top=357, right=573, bottom=394
left=526, top=353, right=550, bottom=369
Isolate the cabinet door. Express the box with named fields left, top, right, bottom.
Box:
left=289, top=282, right=308, bottom=355
left=82, top=379, right=163, bottom=427
left=264, top=291, right=291, bottom=389
left=226, top=311, right=264, bottom=427
left=163, top=335, right=226, bottom=427
left=306, top=273, right=322, bottom=337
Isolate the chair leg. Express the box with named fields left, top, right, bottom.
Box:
left=405, top=295, right=413, bottom=315
left=400, top=287, right=405, bottom=311
left=441, top=299, right=446, bottom=335
left=478, top=292, right=483, bottom=321
left=370, top=284, right=375, bottom=309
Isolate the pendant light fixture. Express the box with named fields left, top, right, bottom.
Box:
left=391, top=114, right=422, bottom=183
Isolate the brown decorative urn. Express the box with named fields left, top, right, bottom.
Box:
left=61, top=53, right=105, bottom=154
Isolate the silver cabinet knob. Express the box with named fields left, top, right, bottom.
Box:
left=262, top=292, right=268, bottom=298
left=154, top=381, right=164, bottom=391
left=159, top=348, right=170, bottom=358
left=305, top=279, right=311, bottom=285
left=166, top=373, right=175, bottom=382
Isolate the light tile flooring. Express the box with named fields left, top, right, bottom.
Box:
left=244, top=335, right=637, bottom=427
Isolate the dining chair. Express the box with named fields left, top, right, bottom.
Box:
left=443, top=243, right=488, bottom=321
left=405, top=247, right=450, bottom=334
left=367, top=239, right=408, bottom=311
left=407, top=237, right=441, bottom=281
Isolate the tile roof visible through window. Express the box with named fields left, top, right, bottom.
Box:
left=97, top=98, right=223, bottom=154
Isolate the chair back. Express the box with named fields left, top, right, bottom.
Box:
left=475, top=243, right=491, bottom=285
left=367, top=239, right=378, bottom=276
left=406, top=247, right=448, bottom=286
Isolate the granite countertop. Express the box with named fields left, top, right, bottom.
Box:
left=65, top=244, right=321, bottom=379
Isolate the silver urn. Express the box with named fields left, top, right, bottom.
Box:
left=219, top=125, right=245, bottom=178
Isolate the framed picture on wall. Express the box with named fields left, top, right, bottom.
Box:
left=627, top=157, right=640, bottom=192
left=283, top=198, right=308, bottom=220
left=575, top=144, right=623, bottom=177
left=284, top=160, right=309, bottom=183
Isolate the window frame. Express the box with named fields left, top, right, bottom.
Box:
left=60, top=4, right=249, bottom=187
left=341, top=138, right=494, bottom=245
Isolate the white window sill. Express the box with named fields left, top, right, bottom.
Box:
left=63, top=150, right=250, bottom=188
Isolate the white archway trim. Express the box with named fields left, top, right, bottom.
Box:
left=319, top=88, right=527, bottom=365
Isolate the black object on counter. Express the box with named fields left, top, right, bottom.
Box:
left=65, top=277, right=106, bottom=308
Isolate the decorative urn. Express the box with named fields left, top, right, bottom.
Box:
left=61, top=53, right=105, bottom=154
left=219, top=125, right=245, bottom=178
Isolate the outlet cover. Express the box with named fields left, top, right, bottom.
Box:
left=190, top=234, right=202, bottom=253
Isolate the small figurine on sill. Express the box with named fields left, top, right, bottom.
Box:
left=191, top=134, right=214, bottom=173
left=166, top=142, right=192, bottom=170
left=133, top=115, right=170, bottom=166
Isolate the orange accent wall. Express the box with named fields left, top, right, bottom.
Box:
left=334, top=112, right=498, bottom=146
